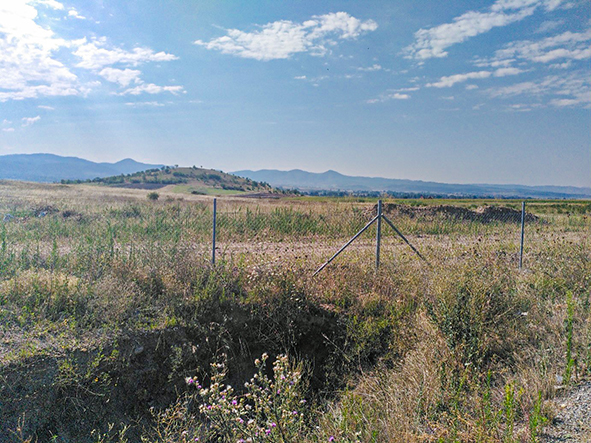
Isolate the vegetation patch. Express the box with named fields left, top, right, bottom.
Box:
left=0, top=183, right=589, bottom=442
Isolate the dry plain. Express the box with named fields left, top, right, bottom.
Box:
left=0, top=180, right=589, bottom=442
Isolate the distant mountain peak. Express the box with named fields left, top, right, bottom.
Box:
left=0, top=153, right=164, bottom=183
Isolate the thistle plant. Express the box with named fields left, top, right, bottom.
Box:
left=184, top=353, right=308, bottom=442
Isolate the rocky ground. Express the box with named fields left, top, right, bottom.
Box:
left=541, top=381, right=591, bottom=442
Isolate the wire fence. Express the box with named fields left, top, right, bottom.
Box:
left=0, top=191, right=589, bottom=278
left=211, top=199, right=546, bottom=272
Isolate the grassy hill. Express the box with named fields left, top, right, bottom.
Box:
left=62, top=166, right=286, bottom=196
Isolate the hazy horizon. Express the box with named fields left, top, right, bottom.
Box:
left=3, top=152, right=590, bottom=190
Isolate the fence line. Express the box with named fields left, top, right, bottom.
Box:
left=211, top=199, right=532, bottom=273
left=1, top=192, right=569, bottom=276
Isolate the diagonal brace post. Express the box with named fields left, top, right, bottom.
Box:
left=313, top=214, right=380, bottom=276
left=381, top=214, right=430, bottom=266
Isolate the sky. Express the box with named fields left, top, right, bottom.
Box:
left=0, top=0, right=590, bottom=187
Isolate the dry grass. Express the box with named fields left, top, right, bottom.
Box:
left=0, top=181, right=589, bottom=442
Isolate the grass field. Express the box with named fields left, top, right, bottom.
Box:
left=0, top=180, right=589, bottom=442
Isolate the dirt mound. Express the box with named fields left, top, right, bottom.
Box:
left=371, top=204, right=539, bottom=223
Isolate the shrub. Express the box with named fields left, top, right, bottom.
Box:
left=153, top=353, right=309, bottom=442
left=147, top=192, right=160, bottom=201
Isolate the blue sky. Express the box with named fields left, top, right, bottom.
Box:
left=1, top=0, right=589, bottom=187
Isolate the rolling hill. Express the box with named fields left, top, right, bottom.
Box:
left=84, top=166, right=277, bottom=196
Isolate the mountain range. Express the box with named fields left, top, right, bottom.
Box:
left=233, top=169, right=591, bottom=199
left=0, top=154, right=163, bottom=182
left=1, top=154, right=588, bottom=199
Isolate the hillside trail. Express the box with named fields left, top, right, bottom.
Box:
left=541, top=380, right=591, bottom=442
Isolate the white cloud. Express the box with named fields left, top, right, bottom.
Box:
left=466, top=84, right=479, bottom=90
left=505, top=103, right=543, bottom=111
left=0, top=1, right=182, bottom=102
left=125, top=101, right=165, bottom=107
left=68, top=8, right=86, bottom=20
left=549, top=60, right=573, bottom=69
left=535, top=19, right=564, bottom=33
left=74, top=38, right=178, bottom=70
left=22, top=115, right=41, bottom=126
left=427, top=71, right=492, bottom=88
left=488, top=71, right=591, bottom=107
left=0, top=0, right=81, bottom=101
left=2, top=128, right=15, bottom=132
left=404, top=0, right=563, bottom=60
left=99, top=67, right=142, bottom=87
left=549, top=95, right=590, bottom=107
left=73, top=39, right=182, bottom=96
left=427, top=67, right=523, bottom=88
left=117, top=83, right=184, bottom=96
left=38, top=105, right=55, bottom=110
left=31, top=0, right=64, bottom=10
left=490, top=0, right=562, bottom=12
left=493, top=67, right=526, bottom=76
left=473, top=57, right=516, bottom=68
left=367, top=92, right=410, bottom=103
left=357, top=64, right=382, bottom=71
left=485, top=28, right=591, bottom=65
left=194, top=12, right=377, bottom=61
left=295, top=75, right=329, bottom=85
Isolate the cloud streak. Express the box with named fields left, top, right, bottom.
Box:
left=487, top=28, right=591, bottom=65
left=117, top=84, right=184, bottom=96
left=488, top=71, right=591, bottom=108
left=194, top=12, right=377, bottom=61
left=404, top=0, right=563, bottom=60
left=427, top=67, right=524, bottom=88
left=366, top=92, right=411, bottom=103
left=73, top=38, right=178, bottom=70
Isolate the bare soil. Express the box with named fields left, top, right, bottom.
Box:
left=541, top=381, right=591, bottom=442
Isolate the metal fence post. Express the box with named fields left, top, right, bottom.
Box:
left=376, top=199, right=382, bottom=270
left=212, top=198, right=217, bottom=265
left=519, top=201, right=525, bottom=269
